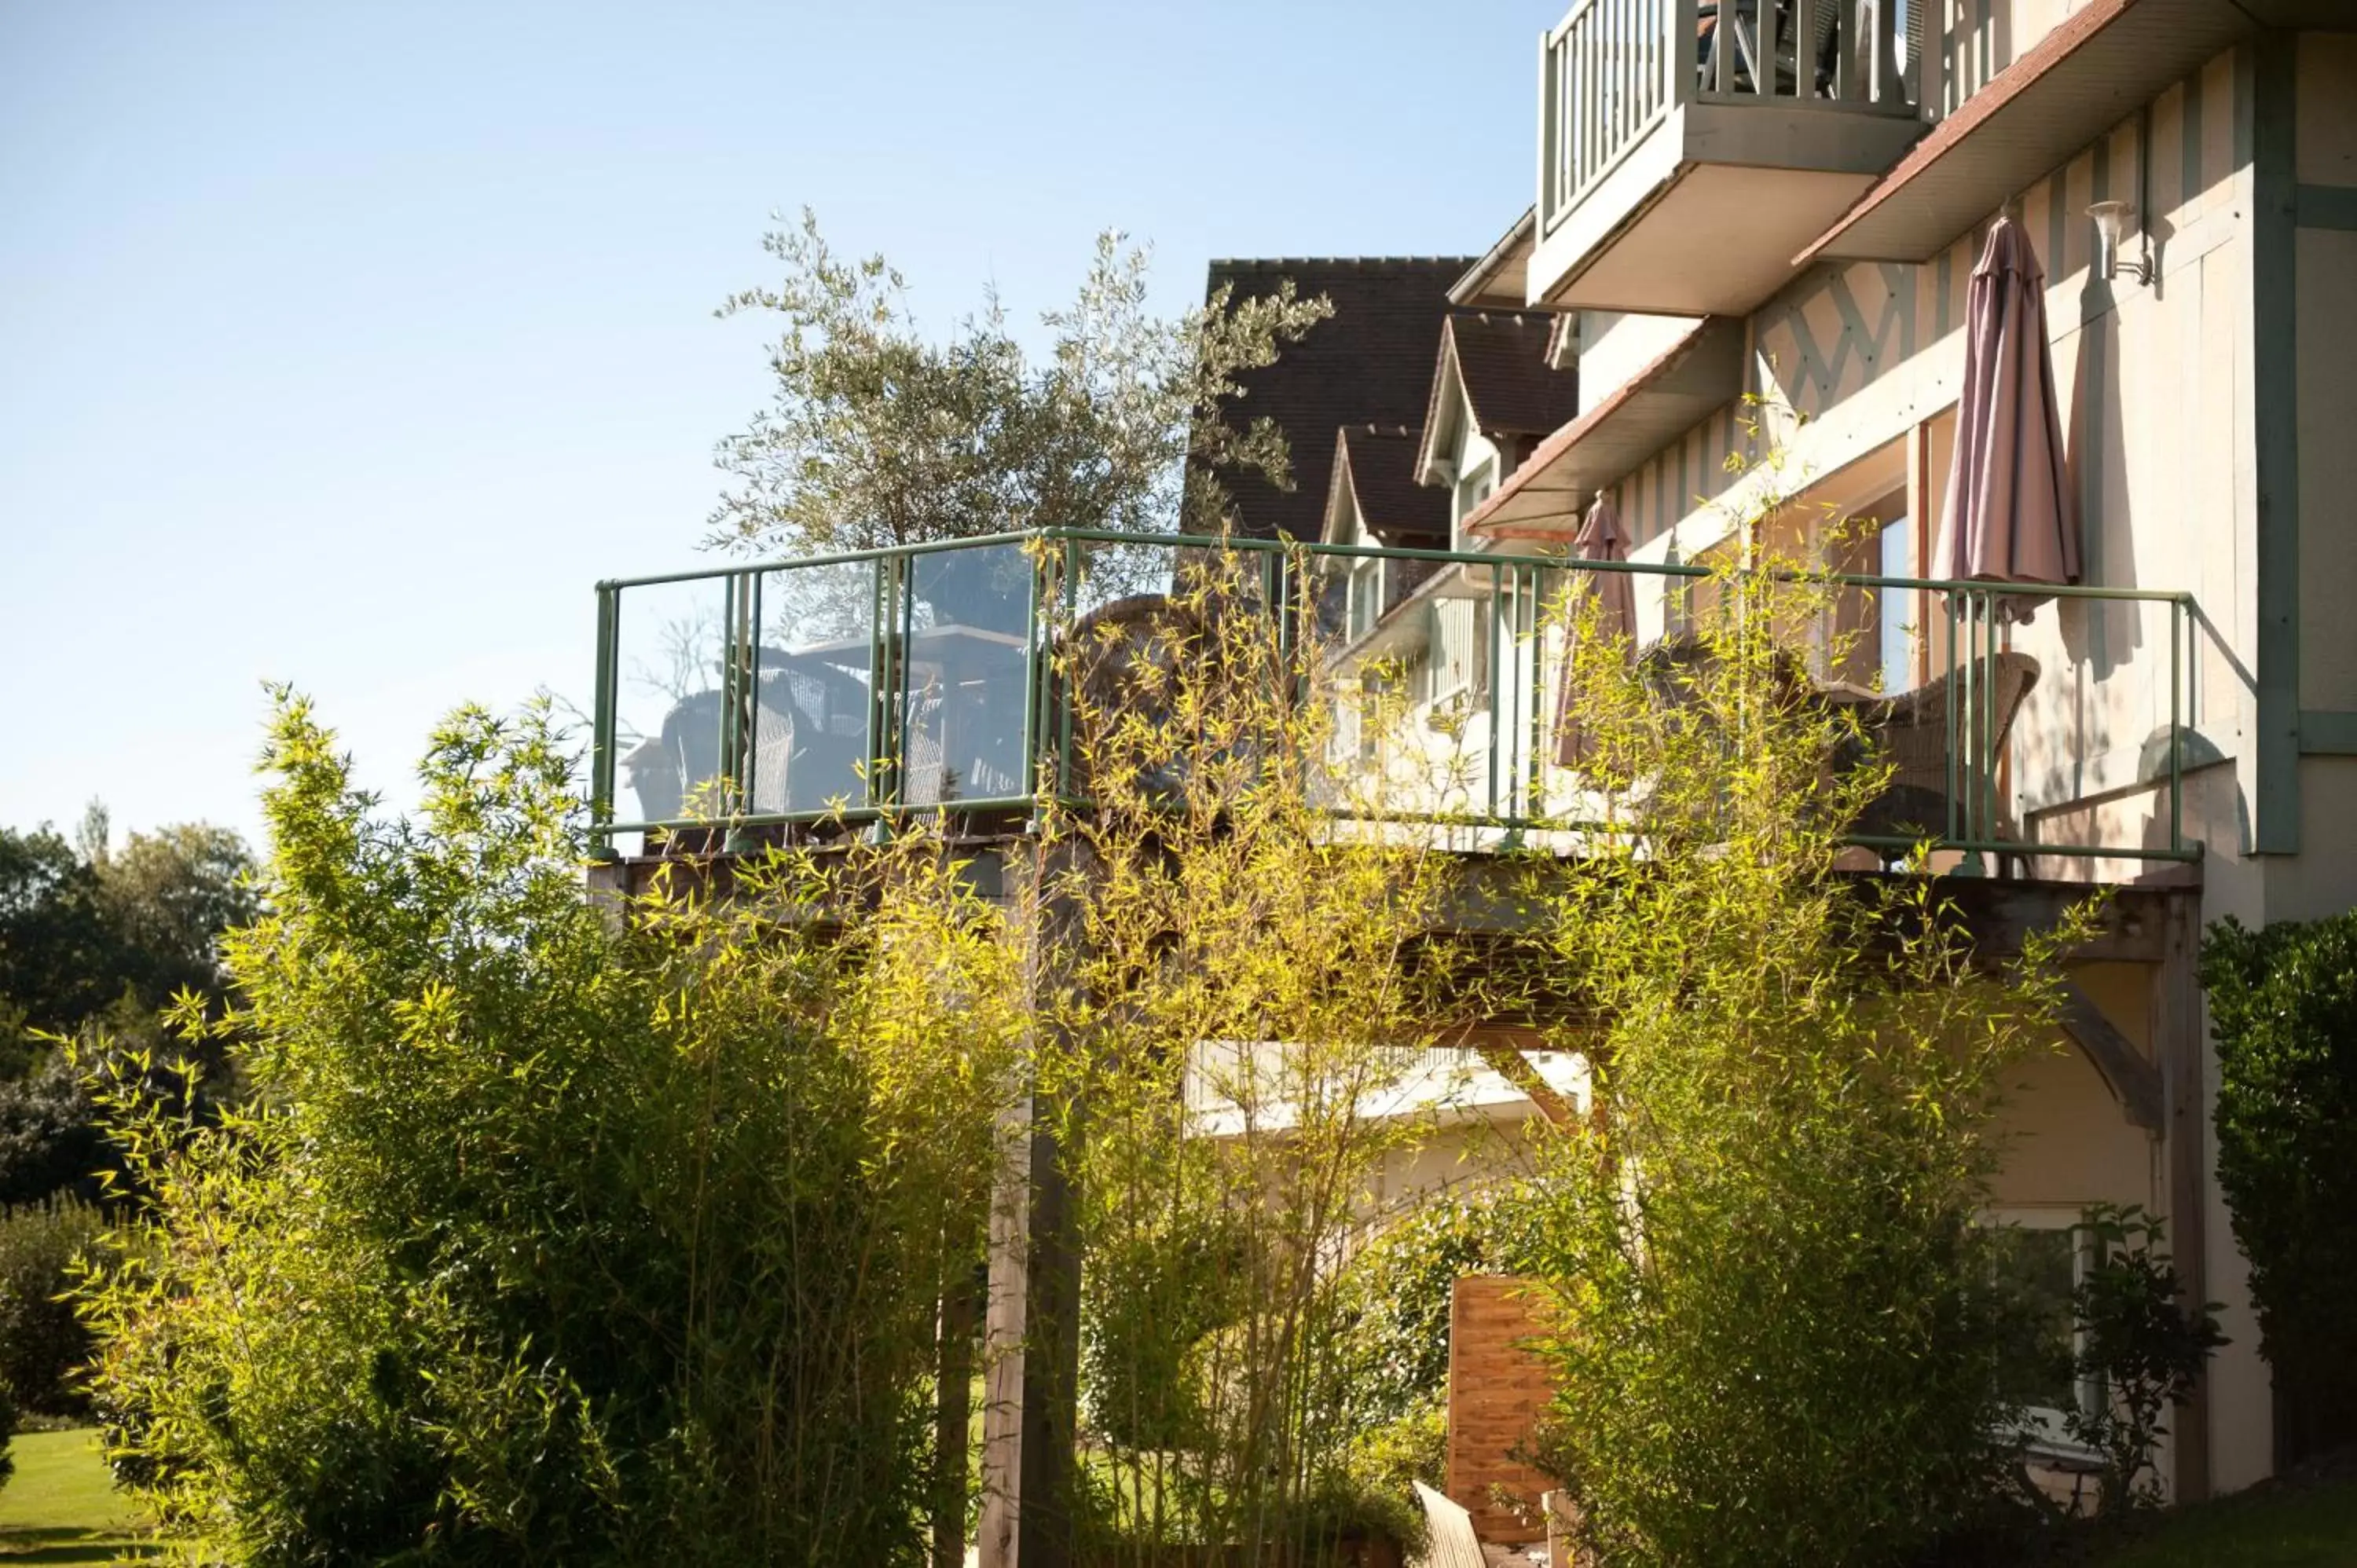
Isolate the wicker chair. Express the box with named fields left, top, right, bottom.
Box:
left=1846, top=650, right=2041, bottom=848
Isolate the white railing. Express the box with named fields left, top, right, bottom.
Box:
left=1540, top=0, right=1925, bottom=236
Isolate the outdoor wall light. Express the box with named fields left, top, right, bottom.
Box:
left=2087, top=200, right=2154, bottom=285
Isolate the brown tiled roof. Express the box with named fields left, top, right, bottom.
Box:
left=1335, top=424, right=1449, bottom=544
left=1196, top=257, right=1475, bottom=542
left=1444, top=312, right=1582, bottom=440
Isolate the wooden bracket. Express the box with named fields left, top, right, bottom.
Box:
left=2057, top=980, right=2163, bottom=1133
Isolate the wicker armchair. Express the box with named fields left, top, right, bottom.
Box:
left=1846, top=650, right=2041, bottom=846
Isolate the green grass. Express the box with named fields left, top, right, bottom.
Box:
left=2091, top=1475, right=2357, bottom=1568
left=0, top=1429, right=174, bottom=1563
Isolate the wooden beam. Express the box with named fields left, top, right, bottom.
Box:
left=2154, top=897, right=2212, bottom=1500
left=1440, top=1022, right=1585, bottom=1130
left=978, top=846, right=1083, bottom=1568
left=2056, top=981, right=2163, bottom=1133
left=934, top=1265, right=979, bottom=1568
left=1428, top=859, right=2188, bottom=965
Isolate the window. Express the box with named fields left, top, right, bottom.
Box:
left=1877, top=506, right=1915, bottom=694
left=1986, top=1210, right=2101, bottom=1447
left=1427, top=596, right=1490, bottom=709
left=1356, top=671, right=1387, bottom=764
left=1453, top=459, right=1496, bottom=531
left=1348, top=557, right=1381, bottom=640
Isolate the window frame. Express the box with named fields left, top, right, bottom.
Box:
left=1983, top=1206, right=2106, bottom=1458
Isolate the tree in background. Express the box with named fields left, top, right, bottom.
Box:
left=0, top=825, right=122, bottom=1050
left=709, top=211, right=1331, bottom=558
left=0, top=808, right=256, bottom=1208
left=79, top=808, right=259, bottom=1017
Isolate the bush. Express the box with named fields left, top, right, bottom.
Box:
left=0, top=1194, right=107, bottom=1416
left=1329, top=1187, right=1548, bottom=1441
left=76, top=696, right=1025, bottom=1566
left=2200, top=911, right=2357, bottom=1465
left=2062, top=1206, right=2226, bottom=1515
left=0, top=1371, right=15, bottom=1493
left=1510, top=532, right=2088, bottom=1568
left=0, top=1051, right=104, bottom=1208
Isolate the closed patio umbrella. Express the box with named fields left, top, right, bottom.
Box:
left=1934, top=214, right=2080, bottom=622
left=1554, top=495, right=1637, bottom=768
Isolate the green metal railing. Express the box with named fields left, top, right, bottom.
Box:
left=589, top=529, right=2201, bottom=872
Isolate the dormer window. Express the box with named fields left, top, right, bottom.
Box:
left=1348, top=555, right=1383, bottom=640
left=1453, top=460, right=1496, bottom=529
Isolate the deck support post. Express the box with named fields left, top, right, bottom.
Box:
left=977, top=843, right=1083, bottom=1568
left=2155, top=891, right=2210, bottom=1503
left=934, top=1260, right=981, bottom=1568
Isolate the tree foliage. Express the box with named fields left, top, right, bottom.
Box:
left=1042, top=547, right=1472, bottom=1558
left=78, top=694, right=1026, bottom=1565
left=1504, top=528, right=2093, bottom=1568
left=708, top=211, right=1331, bottom=558
left=0, top=1194, right=109, bottom=1416
left=0, top=811, right=257, bottom=1211
left=2201, top=910, right=2357, bottom=1465
left=0, top=826, right=122, bottom=1043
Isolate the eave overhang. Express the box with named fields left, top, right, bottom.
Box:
left=1448, top=207, right=1538, bottom=311
left=1464, top=315, right=1745, bottom=541
left=1796, top=0, right=2261, bottom=266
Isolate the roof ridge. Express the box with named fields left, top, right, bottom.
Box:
left=1209, top=255, right=1483, bottom=271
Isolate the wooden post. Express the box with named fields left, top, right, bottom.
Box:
left=935, top=1262, right=981, bottom=1568
left=2154, top=891, right=2211, bottom=1502
left=977, top=844, right=1083, bottom=1568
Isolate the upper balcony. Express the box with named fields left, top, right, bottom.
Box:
left=586, top=530, right=2199, bottom=882
left=1530, top=0, right=1929, bottom=316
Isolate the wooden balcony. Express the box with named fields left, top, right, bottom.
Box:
left=1531, top=0, right=1928, bottom=315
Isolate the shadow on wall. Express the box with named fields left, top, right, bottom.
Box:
left=2138, top=724, right=2247, bottom=860
left=2059, top=271, right=2140, bottom=687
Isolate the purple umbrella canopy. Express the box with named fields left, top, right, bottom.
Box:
left=1554, top=494, right=1637, bottom=768
left=1934, top=214, right=2081, bottom=622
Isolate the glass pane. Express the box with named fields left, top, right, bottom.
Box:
left=613, top=577, right=731, bottom=845
left=1880, top=515, right=1916, bottom=694
left=757, top=559, right=879, bottom=817
left=899, top=541, right=1035, bottom=808
left=1990, top=1225, right=2078, bottom=1414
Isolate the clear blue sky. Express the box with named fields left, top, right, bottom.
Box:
left=0, top=2, right=1556, bottom=851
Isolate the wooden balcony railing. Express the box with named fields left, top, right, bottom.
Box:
left=1540, top=0, right=1926, bottom=237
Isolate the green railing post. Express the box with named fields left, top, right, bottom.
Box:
left=1486, top=560, right=1504, bottom=822
left=867, top=554, right=892, bottom=812
left=1021, top=538, right=1046, bottom=817
left=724, top=569, right=760, bottom=855
left=2171, top=597, right=2185, bottom=857
left=1943, top=588, right=1959, bottom=852
left=589, top=582, right=620, bottom=863
left=1058, top=535, right=1078, bottom=804
left=1952, top=588, right=1988, bottom=877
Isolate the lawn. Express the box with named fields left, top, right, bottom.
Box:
left=2091, top=1471, right=2357, bottom=1567
left=0, top=1429, right=173, bottom=1563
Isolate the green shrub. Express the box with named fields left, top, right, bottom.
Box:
left=0, top=1194, right=107, bottom=1416
left=76, top=695, right=1025, bottom=1566
left=1329, top=1187, right=1547, bottom=1440
left=2062, top=1206, right=2226, bottom=1515
left=2200, top=911, right=2357, bottom=1465
left=1510, top=530, right=2088, bottom=1568
left=0, top=1370, right=16, bottom=1493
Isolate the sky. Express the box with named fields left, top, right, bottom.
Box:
left=0, top=1, right=1558, bottom=851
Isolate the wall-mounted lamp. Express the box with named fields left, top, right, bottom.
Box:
left=2088, top=200, right=2154, bottom=286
